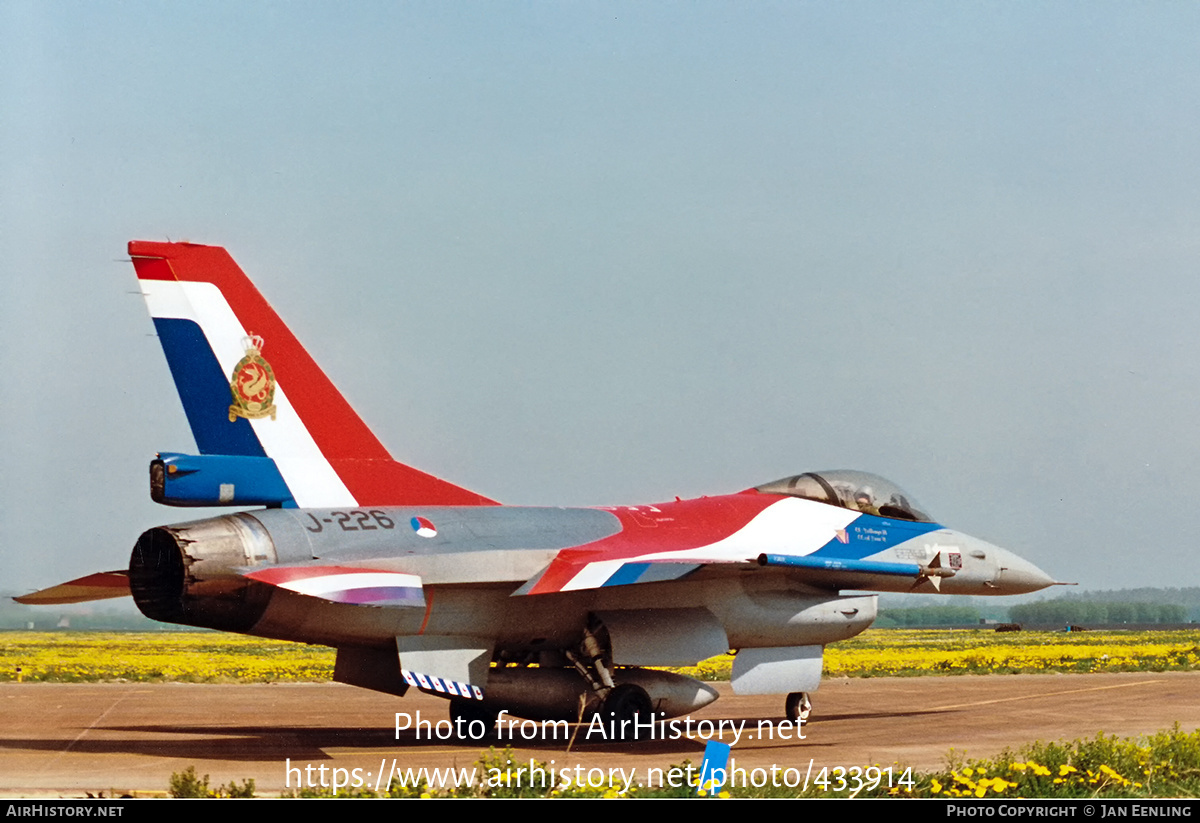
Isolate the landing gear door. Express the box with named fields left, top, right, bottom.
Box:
left=731, top=645, right=823, bottom=695
left=596, top=608, right=729, bottom=667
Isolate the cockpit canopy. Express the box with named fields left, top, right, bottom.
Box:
left=755, top=470, right=934, bottom=523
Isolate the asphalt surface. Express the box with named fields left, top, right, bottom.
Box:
left=2, top=672, right=1197, bottom=796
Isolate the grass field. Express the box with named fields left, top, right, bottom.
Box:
left=2, top=628, right=1198, bottom=683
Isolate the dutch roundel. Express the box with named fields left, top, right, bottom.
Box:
left=410, top=516, right=437, bottom=538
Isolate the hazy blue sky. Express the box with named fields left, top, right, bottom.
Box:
left=3, top=2, right=1199, bottom=595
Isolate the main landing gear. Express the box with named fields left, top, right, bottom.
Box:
left=602, top=683, right=653, bottom=727
left=564, top=620, right=652, bottom=738
left=785, top=691, right=812, bottom=724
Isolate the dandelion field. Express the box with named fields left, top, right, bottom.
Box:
left=1, top=627, right=1198, bottom=683
left=0, top=632, right=334, bottom=682
left=676, top=628, right=1200, bottom=681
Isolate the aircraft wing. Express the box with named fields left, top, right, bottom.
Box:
left=514, top=552, right=943, bottom=596
left=515, top=495, right=952, bottom=596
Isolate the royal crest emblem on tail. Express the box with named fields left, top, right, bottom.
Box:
left=228, top=334, right=277, bottom=421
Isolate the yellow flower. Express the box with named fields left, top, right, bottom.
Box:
left=1099, top=765, right=1128, bottom=785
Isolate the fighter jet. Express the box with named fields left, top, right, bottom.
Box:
left=18, top=241, right=1058, bottom=729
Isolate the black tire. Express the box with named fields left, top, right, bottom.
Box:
left=601, top=684, right=653, bottom=740
left=785, top=691, right=812, bottom=723
left=449, top=698, right=499, bottom=741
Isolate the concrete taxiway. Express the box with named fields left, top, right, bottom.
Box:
left=2, top=672, right=1197, bottom=796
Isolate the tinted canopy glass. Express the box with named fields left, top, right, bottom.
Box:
left=755, top=470, right=933, bottom=523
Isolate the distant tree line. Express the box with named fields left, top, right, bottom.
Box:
left=875, top=600, right=1191, bottom=628
left=876, top=606, right=981, bottom=627
left=1008, top=601, right=1187, bottom=625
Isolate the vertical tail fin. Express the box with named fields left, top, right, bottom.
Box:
left=130, top=240, right=496, bottom=508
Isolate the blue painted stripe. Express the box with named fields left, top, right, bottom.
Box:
left=604, top=562, right=651, bottom=587
left=810, top=516, right=943, bottom=560
left=154, top=318, right=266, bottom=457
left=760, top=554, right=923, bottom=577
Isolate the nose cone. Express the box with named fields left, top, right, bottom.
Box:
left=991, top=546, right=1056, bottom=594
left=933, top=531, right=1059, bottom=595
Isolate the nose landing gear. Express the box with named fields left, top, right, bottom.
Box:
left=785, top=691, right=812, bottom=723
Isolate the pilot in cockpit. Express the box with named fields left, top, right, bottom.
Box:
left=854, top=487, right=880, bottom=516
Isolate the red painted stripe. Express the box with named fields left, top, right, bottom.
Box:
left=526, top=494, right=778, bottom=594
left=130, top=256, right=175, bottom=281
left=129, top=241, right=496, bottom=506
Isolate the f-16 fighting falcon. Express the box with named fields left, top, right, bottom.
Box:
left=18, top=241, right=1059, bottom=730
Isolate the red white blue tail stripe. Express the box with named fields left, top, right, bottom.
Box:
left=130, top=241, right=495, bottom=508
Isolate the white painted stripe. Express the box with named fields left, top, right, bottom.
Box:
left=140, top=279, right=356, bottom=507
left=631, top=497, right=860, bottom=563
left=279, top=572, right=422, bottom=597
left=561, top=559, right=626, bottom=592
left=141, top=277, right=199, bottom=321
left=564, top=499, right=862, bottom=593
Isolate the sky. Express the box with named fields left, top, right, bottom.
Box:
left=3, top=2, right=1199, bottom=596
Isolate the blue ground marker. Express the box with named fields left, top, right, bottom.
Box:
left=698, top=739, right=731, bottom=796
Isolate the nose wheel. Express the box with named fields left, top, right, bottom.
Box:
left=785, top=691, right=811, bottom=723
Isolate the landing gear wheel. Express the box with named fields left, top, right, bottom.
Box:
left=449, top=699, right=499, bottom=741
left=785, top=691, right=812, bottom=724
left=602, top=684, right=653, bottom=740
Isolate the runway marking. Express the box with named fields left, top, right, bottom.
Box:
left=929, top=679, right=1164, bottom=712
left=53, top=687, right=150, bottom=762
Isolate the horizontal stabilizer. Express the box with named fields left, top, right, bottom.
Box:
left=243, top=565, right=425, bottom=607
left=14, top=571, right=130, bottom=605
